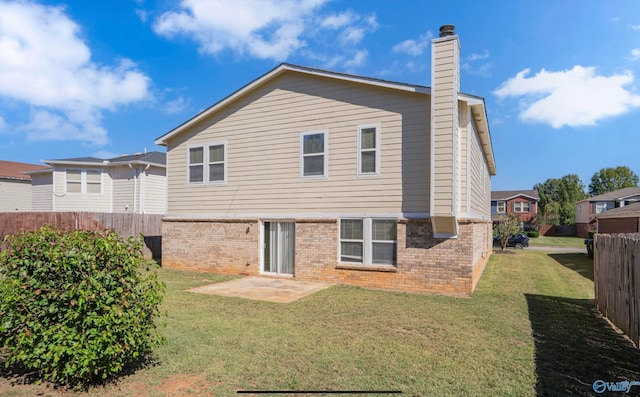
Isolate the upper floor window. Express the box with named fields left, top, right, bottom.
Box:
left=595, top=202, right=611, bottom=214
left=300, top=131, right=327, bottom=178
left=357, top=124, right=380, bottom=175
left=513, top=202, right=530, bottom=213
left=497, top=201, right=506, bottom=213
left=65, top=169, right=102, bottom=194
left=188, top=142, right=226, bottom=184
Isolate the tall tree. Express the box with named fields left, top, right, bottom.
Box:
left=588, top=166, right=639, bottom=196
left=534, top=174, right=587, bottom=225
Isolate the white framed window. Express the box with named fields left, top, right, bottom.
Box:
left=340, top=218, right=397, bottom=266
left=357, top=124, right=380, bottom=175
left=513, top=202, right=530, bottom=213
left=497, top=201, right=506, bottom=213
left=300, top=130, right=327, bottom=178
left=595, top=202, right=611, bottom=214
left=188, top=142, right=227, bottom=184
left=65, top=169, right=102, bottom=194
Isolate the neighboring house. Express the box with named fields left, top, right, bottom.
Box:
left=575, top=186, right=640, bottom=237
left=0, top=160, right=49, bottom=211
left=23, top=152, right=167, bottom=214
left=154, top=25, right=497, bottom=294
left=491, top=190, right=539, bottom=229
left=594, top=202, right=640, bottom=234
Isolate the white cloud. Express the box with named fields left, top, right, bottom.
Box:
left=321, top=11, right=354, bottom=29
left=135, top=9, right=149, bottom=23
left=0, top=1, right=151, bottom=145
left=494, top=65, right=640, bottom=128
left=164, top=95, right=191, bottom=115
left=153, top=1, right=377, bottom=69
left=153, top=0, right=327, bottom=61
left=628, top=48, right=640, bottom=60
left=392, top=31, right=433, bottom=56
left=630, top=24, right=640, bottom=31
left=343, top=50, right=367, bottom=70
left=462, top=50, right=491, bottom=77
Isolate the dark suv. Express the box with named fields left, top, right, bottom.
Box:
left=493, top=234, right=530, bottom=249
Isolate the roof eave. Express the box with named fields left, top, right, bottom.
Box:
left=469, top=103, right=497, bottom=176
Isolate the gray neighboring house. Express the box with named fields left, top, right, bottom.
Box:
left=575, top=187, right=640, bottom=237
left=23, top=152, right=167, bottom=214
left=0, top=160, right=49, bottom=211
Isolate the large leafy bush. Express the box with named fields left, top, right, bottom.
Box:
left=0, top=225, right=165, bottom=387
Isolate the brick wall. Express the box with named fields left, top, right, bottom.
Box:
left=162, top=217, right=493, bottom=294
left=162, top=218, right=260, bottom=275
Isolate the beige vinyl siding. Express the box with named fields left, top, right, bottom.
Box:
left=431, top=37, right=459, bottom=216
left=458, top=102, right=469, bottom=213
left=31, top=173, right=53, bottom=211
left=142, top=166, right=167, bottom=214
left=52, top=168, right=112, bottom=212
left=0, top=179, right=32, bottom=211
left=468, top=120, right=491, bottom=219
left=112, top=166, right=135, bottom=213
left=166, top=72, right=430, bottom=215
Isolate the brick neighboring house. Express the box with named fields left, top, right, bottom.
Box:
left=491, top=190, right=539, bottom=230
left=154, top=25, right=497, bottom=294
left=23, top=152, right=167, bottom=214
left=575, top=187, right=640, bottom=237
left=0, top=160, right=49, bottom=211
left=594, top=201, right=640, bottom=234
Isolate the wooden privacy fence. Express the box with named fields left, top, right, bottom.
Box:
left=594, top=233, right=640, bottom=348
left=0, top=212, right=163, bottom=259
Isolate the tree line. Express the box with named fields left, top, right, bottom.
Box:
left=534, top=166, right=639, bottom=225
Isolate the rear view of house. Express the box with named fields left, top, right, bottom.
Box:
left=155, top=25, right=496, bottom=294
left=491, top=190, right=539, bottom=230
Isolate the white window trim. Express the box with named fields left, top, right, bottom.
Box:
left=513, top=202, right=530, bottom=213
left=497, top=201, right=506, bottom=214
left=357, top=123, right=381, bottom=176
left=187, top=141, right=228, bottom=184
left=339, top=218, right=397, bottom=266
left=65, top=168, right=103, bottom=195
left=300, top=130, right=328, bottom=179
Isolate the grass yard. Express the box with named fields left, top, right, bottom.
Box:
left=2, top=251, right=639, bottom=396
left=527, top=235, right=586, bottom=248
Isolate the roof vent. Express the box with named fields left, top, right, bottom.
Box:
left=439, top=24, right=455, bottom=37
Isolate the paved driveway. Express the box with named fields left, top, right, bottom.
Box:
left=525, top=246, right=587, bottom=254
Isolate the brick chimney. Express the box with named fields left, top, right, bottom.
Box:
left=430, top=24, right=460, bottom=237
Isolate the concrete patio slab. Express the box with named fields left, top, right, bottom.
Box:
left=186, top=277, right=334, bottom=303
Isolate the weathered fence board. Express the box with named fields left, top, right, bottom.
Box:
left=594, top=233, right=640, bottom=348
left=0, top=212, right=162, bottom=258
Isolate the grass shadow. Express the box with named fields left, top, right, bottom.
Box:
left=548, top=253, right=594, bottom=281
left=0, top=349, right=160, bottom=392
left=526, top=294, right=640, bottom=396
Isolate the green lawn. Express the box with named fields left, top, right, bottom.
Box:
left=527, top=235, right=586, bottom=248
left=2, top=251, right=639, bottom=396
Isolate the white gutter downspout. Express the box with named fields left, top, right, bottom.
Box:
left=129, top=164, right=137, bottom=213
left=140, top=164, right=150, bottom=214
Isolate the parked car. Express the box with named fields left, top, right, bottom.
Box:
left=493, top=234, right=530, bottom=249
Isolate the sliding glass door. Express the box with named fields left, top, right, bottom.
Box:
left=263, top=222, right=295, bottom=275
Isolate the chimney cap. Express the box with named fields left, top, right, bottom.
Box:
left=439, top=25, right=456, bottom=37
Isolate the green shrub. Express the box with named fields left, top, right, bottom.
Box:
left=526, top=231, right=540, bottom=238
left=0, top=225, right=165, bottom=388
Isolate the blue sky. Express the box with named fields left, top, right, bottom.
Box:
left=0, top=0, right=639, bottom=191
